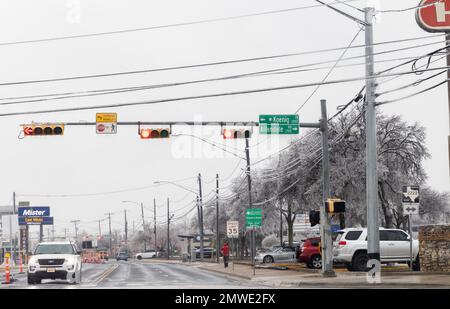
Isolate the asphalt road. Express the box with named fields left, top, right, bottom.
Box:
left=0, top=260, right=264, bottom=289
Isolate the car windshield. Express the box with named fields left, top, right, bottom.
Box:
left=34, top=244, right=75, bottom=255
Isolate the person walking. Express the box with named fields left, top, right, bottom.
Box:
left=220, top=241, right=230, bottom=268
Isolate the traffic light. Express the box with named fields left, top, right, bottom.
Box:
left=140, top=128, right=170, bottom=139
left=22, top=124, right=65, bottom=136
left=325, top=198, right=346, bottom=213
left=309, top=210, right=320, bottom=227
left=222, top=129, right=252, bottom=139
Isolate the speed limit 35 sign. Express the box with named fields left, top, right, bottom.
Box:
left=226, top=221, right=239, bottom=238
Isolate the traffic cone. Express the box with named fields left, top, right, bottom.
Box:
left=19, top=255, right=24, bottom=274
left=4, top=257, right=11, bottom=284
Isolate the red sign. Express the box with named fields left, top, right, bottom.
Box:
left=24, top=127, right=33, bottom=135
left=97, top=124, right=105, bottom=132
left=417, top=0, right=450, bottom=32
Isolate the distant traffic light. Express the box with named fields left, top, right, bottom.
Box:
left=222, top=129, right=252, bottom=139
left=140, top=128, right=171, bottom=139
left=22, top=124, right=65, bottom=136
left=325, top=198, right=346, bottom=213
left=309, top=210, right=320, bottom=227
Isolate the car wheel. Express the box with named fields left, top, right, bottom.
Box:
left=137, top=256, right=142, bottom=260
left=311, top=255, right=322, bottom=269
left=263, top=256, right=274, bottom=263
left=27, top=276, right=35, bottom=285
left=346, top=263, right=354, bottom=271
left=352, top=252, right=369, bottom=272
left=412, top=256, right=420, bottom=271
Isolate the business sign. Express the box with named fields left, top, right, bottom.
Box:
left=18, top=216, right=54, bottom=226
left=246, top=208, right=262, bottom=228
left=416, top=0, right=450, bottom=32
left=18, top=206, right=50, bottom=217
left=402, top=186, right=420, bottom=215
left=96, top=113, right=117, bottom=134
left=20, top=228, right=29, bottom=252
left=259, top=114, right=299, bottom=134
left=226, top=221, right=239, bottom=238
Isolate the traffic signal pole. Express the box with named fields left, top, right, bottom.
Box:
left=216, top=174, right=220, bottom=263
left=140, top=203, right=146, bottom=251
left=198, top=174, right=204, bottom=261
left=154, top=198, right=157, bottom=251
left=244, top=137, right=255, bottom=276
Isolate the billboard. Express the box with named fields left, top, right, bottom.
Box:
left=18, top=216, right=54, bottom=226
left=18, top=207, right=50, bottom=217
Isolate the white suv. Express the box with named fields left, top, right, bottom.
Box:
left=333, top=228, right=420, bottom=271
left=27, top=241, right=82, bottom=284
left=135, top=250, right=158, bottom=260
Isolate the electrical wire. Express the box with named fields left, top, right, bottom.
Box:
left=376, top=80, right=447, bottom=106
left=376, top=0, right=444, bottom=13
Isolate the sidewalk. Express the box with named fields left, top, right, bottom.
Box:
left=196, top=261, right=450, bottom=288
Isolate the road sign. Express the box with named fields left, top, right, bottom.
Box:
left=18, top=206, right=50, bottom=217
left=96, top=113, right=117, bottom=134
left=402, top=186, right=420, bottom=215
left=416, top=0, right=450, bottom=32
left=226, top=221, right=239, bottom=238
left=246, top=208, right=262, bottom=228
left=18, top=216, right=54, bottom=226
left=259, top=114, right=299, bottom=134
left=23, top=127, right=33, bottom=135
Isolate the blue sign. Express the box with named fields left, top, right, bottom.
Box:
left=331, top=225, right=341, bottom=233
left=18, top=207, right=50, bottom=217
left=18, top=216, right=54, bottom=226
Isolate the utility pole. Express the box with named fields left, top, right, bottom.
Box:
left=167, top=198, right=170, bottom=260
left=70, top=220, right=80, bottom=242
left=198, top=173, right=204, bottom=261
left=447, top=33, right=450, bottom=179
left=244, top=137, right=255, bottom=273
left=140, top=203, right=147, bottom=251
left=216, top=173, right=220, bottom=263
left=124, top=209, right=128, bottom=242
left=320, top=99, right=335, bottom=277
left=154, top=198, right=157, bottom=251
left=104, top=213, right=112, bottom=257
left=364, top=7, right=380, bottom=267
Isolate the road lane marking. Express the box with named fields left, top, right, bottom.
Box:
left=92, top=264, right=119, bottom=285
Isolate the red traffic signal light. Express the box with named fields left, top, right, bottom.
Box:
left=22, top=124, right=65, bottom=136
left=222, top=129, right=252, bottom=139
left=140, top=128, right=170, bottom=139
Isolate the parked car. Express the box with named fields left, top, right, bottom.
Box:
left=299, top=237, right=322, bottom=269
left=116, top=252, right=129, bottom=261
left=27, top=241, right=82, bottom=285
left=135, top=250, right=158, bottom=260
left=255, top=246, right=297, bottom=264
left=333, top=228, right=420, bottom=271
left=195, top=247, right=215, bottom=259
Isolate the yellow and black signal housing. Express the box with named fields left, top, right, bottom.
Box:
left=325, top=198, right=346, bottom=213
left=23, top=123, right=65, bottom=136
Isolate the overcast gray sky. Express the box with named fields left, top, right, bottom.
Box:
left=0, top=0, right=449, bottom=239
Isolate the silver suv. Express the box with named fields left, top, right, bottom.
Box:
left=333, top=228, right=420, bottom=271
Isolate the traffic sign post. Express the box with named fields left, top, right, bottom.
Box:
left=259, top=115, right=299, bottom=134
left=96, top=113, right=117, bottom=134
left=402, top=185, right=420, bottom=271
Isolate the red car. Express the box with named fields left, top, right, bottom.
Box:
left=299, top=237, right=322, bottom=269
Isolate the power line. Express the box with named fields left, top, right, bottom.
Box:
left=376, top=0, right=444, bottom=13
left=376, top=80, right=447, bottom=106
left=0, top=0, right=364, bottom=47
left=0, top=35, right=442, bottom=88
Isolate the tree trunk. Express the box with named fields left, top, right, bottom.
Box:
left=286, top=200, right=294, bottom=246
left=378, top=181, right=395, bottom=228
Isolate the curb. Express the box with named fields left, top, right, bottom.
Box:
left=197, top=266, right=254, bottom=280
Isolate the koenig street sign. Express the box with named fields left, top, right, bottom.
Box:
left=226, top=221, right=239, bottom=238
left=246, top=208, right=262, bottom=228
left=416, top=0, right=450, bottom=32
left=259, top=114, right=299, bottom=134
left=96, top=113, right=117, bottom=134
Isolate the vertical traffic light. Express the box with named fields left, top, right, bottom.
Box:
left=140, top=128, right=171, bottom=139
left=309, top=210, right=320, bottom=227
left=325, top=199, right=346, bottom=213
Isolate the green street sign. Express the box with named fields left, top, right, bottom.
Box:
left=259, top=115, right=299, bottom=135
left=246, top=208, right=262, bottom=228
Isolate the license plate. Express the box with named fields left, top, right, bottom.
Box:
left=46, top=268, right=56, bottom=273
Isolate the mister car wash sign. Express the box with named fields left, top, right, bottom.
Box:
left=259, top=115, right=299, bottom=134
left=416, top=0, right=450, bottom=32
left=19, top=216, right=54, bottom=226
left=18, top=207, right=50, bottom=217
